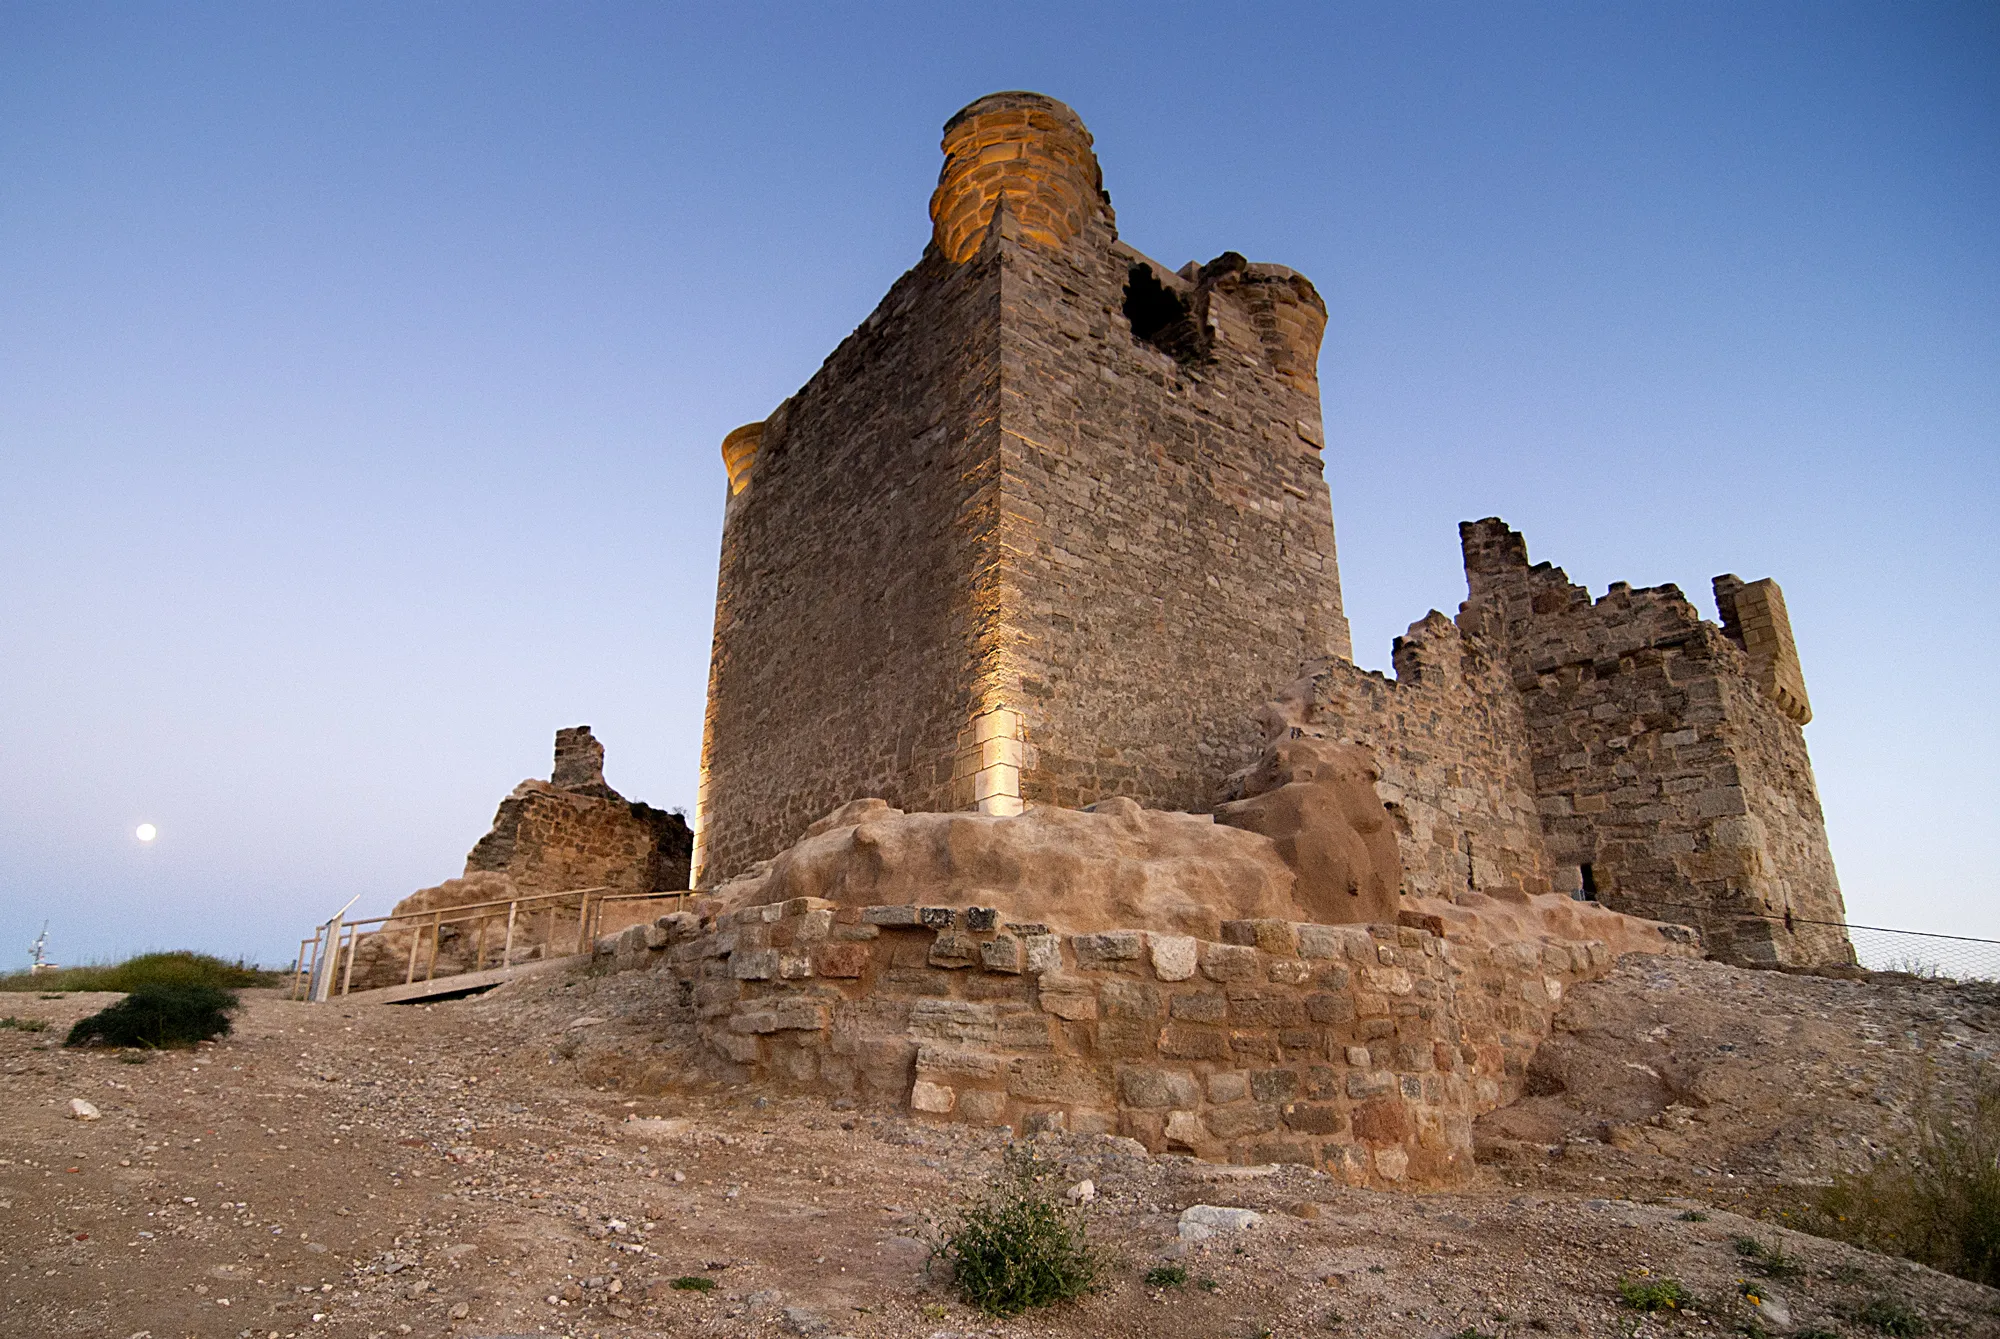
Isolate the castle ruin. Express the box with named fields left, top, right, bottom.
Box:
left=691, top=91, right=1848, bottom=969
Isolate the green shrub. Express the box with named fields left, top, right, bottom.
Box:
left=1810, top=1082, right=2000, bottom=1286
left=65, top=982, right=238, bottom=1048
left=669, top=1275, right=716, bottom=1292
left=0, top=1016, right=49, bottom=1032
left=1143, top=1263, right=1187, bottom=1288
left=1677, top=1209, right=1709, bottom=1222
left=931, top=1147, right=1100, bottom=1316
left=1853, top=1294, right=1928, bottom=1336
left=1616, top=1275, right=1690, bottom=1311
left=1, top=951, right=278, bottom=994
left=1732, top=1236, right=1803, bottom=1278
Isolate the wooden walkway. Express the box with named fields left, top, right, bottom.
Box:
left=330, top=953, right=590, bottom=1005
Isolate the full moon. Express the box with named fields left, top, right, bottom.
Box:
left=135, top=823, right=157, bottom=843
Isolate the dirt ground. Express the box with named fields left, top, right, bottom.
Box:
left=3, top=955, right=1997, bottom=1339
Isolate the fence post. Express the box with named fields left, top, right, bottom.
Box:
left=339, top=922, right=358, bottom=997
left=309, top=917, right=342, bottom=1003
left=426, top=910, right=442, bottom=982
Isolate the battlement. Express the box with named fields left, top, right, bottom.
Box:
left=719, top=421, right=762, bottom=499
left=1714, top=574, right=1812, bottom=724
left=1449, top=519, right=1845, bottom=965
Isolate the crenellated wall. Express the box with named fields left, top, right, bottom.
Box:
left=1456, top=520, right=1849, bottom=966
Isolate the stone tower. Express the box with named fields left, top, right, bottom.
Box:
left=693, top=92, right=1351, bottom=886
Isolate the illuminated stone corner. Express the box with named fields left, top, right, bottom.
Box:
left=690, top=766, right=712, bottom=887
left=953, top=706, right=1024, bottom=817
left=693, top=420, right=768, bottom=887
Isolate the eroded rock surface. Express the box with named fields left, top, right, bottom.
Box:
left=713, top=796, right=1299, bottom=939
left=1215, top=737, right=1402, bottom=925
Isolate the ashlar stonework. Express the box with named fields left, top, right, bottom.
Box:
left=694, top=90, right=1349, bottom=888
left=593, top=845, right=1698, bottom=1188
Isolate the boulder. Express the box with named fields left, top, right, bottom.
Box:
left=1214, top=736, right=1402, bottom=925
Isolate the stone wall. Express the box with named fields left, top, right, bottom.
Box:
left=1709, top=651, right=1849, bottom=965
left=594, top=894, right=1694, bottom=1188
left=1252, top=612, right=1552, bottom=903
left=693, top=216, right=1002, bottom=887
left=466, top=727, right=689, bottom=898
left=992, top=215, right=1351, bottom=817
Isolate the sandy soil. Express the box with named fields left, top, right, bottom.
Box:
left=3, top=956, right=1996, bottom=1339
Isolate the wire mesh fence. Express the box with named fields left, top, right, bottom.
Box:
left=1842, top=922, right=2000, bottom=983
left=1609, top=898, right=2000, bottom=982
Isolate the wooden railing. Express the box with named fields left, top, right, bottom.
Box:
left=293, top=887, right=700, bottom=1002
left=290, top=887, right=671, bottom=1002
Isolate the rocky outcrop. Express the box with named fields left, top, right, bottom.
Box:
left=1215, top=737, right=1402, bottom=925
left=347, top=728, right=690, bottom=990
left=710, top=796, right=1299, bottom=940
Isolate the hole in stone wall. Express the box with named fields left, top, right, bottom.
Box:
left=1123, top=265, right=1205, bottom=363
left=1578, top=863, right=1599, bottom=901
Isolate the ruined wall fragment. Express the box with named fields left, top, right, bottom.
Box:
left=1231, top=613, right=1552, bottom=905
left=1458, top=520, right=1849, bottom=966
left=349, top=728, right=690, bottom=989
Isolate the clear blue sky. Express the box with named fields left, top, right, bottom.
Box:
left=3, top=2, right=1994, bottom=969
